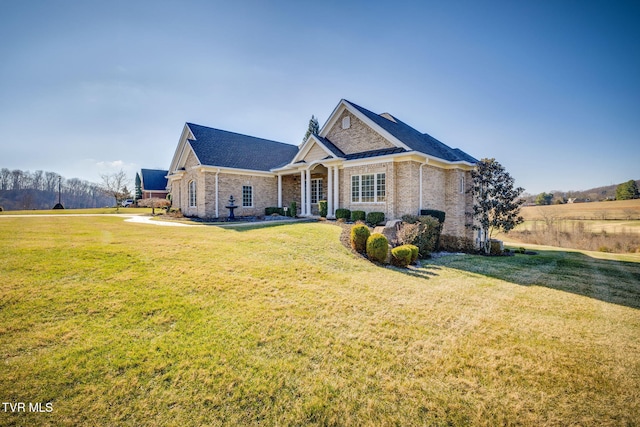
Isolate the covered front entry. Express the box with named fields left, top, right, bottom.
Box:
left=277, top=162, right=341, bottom=218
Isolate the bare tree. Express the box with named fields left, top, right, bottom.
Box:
left=0, top=168, right=10, bottom=190
left=137, top=197, right=171, bottom=215
left=100, top=170, right=131, bottom=210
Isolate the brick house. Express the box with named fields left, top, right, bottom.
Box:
left=139, top=168, right=169, bottom=199
left=166, top=99, right=477, bottom=238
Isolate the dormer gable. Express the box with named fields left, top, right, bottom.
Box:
left=319, top=100, right=407, bottom=155
left=291, top=134, right=344, bottom=164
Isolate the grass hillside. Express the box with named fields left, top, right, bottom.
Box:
left=1, top=217, right=639, bottom=426
left=520, top=199, right=640, bottom=221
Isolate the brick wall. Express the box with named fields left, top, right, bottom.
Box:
left=326, top=110, right=396, bottom=155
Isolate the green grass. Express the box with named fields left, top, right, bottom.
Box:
left=0, top=207, right=153, bottom=215
left=1, top=217, right=639, bottom=426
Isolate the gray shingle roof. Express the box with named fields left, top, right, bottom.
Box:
left=186, top=123, right=299, bottom=172
left=141, top=168, right=168, bottom=191
left=344, top=100, right=478, bottom=164
left=313, top=135, right=345, bottom=157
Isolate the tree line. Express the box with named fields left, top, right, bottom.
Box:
left=0, top=168, right=113, bottom=210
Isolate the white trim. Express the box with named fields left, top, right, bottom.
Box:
left=318, top=100, right=411, bottom=152
left=419, top=160, right=428, bottom=211
left=277, top=174, right=282, bottom=208
left=333, top=166, right=339, bottom=216
left=291, top=134, right=337, bottom=164
left=242, top=185, right=253, bottom=208
left=215, top=169, right=220, bottom=218
left=327, top=166, right=333, bottom=218
left=351, top=172, right=386, bottom=204
left=300, top=171, right=305, bottom=216
left=188, top=179, right=197, bottom=208
left=305, top=168, right=312, bottom=217
left=198, top=165, right=275, bottom=177
left=169, top=124, right=196, bottom=173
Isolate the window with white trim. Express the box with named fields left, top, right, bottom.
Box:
left=188, top=180, right=196, bottom=207
left=459, top=176, right=465, bottom=194
left=351, top=173, right=386, bottom=203
left=242, top=185, right=253, bottom=207
left=311, top=178, right=323, bottom=204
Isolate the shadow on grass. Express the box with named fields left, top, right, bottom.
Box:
left=390, top=263, right=442, bottom=280
left=220, top=220, right=313, bottom=232
left=416, top=250, right=640, bottom=310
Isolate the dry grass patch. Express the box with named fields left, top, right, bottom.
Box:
left=1, top=217, right=639, bottom=426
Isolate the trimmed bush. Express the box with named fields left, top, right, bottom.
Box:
left=366, top=233, right=389, bottom=263
left=408, top=244, right=419, bottom=263
left=391, top=245, right=414, bottom=267
left=289, top=201, right=297, bottom=217
left=420, top=209, right=446, bottom=224
left=265, top=207, right=285, bottom=216
left=401, top=214, right=419, bottom=224
left=335, top=208, right=351, bottom=220
left=319, top=200, right=328, bottom=217
left=351, top=210, right=366, bottom=222
left=350, top=224, right=370, bottom=254
left=366, top=211, right=385, bottom=226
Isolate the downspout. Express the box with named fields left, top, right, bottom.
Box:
left=419, top=157, right=428, bottom=212
left=215, top=169, right=220, bottom=219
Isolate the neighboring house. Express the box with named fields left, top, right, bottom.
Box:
left=167, top=99, right=478, bottom=238
left=140, top=168, right=169, bottom=199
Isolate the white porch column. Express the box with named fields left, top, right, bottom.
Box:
left=277, top=174, right=282, bottom=208
left=327, top=166, right=334, bottom=218
left=305, top=168, right=312, bottom=217
left=333, top=166, right=339, bottom=214
left=300, top=170, right=305, bottom=216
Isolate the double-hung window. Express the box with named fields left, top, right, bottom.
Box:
left=242, top=185, right=253, bottom=207
left=351, top=173, right=386, bottom=203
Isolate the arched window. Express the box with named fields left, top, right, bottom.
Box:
left=188, top=180, right=196, bottom=207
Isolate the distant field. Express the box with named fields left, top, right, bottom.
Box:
left=1, top=216, right=639, bottom=425
left=512, top=200, right=640, bottom=242
left=520, top=199, right=640, bottom=221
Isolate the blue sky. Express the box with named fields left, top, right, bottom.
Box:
left=1, top=0, right=638, bottom=194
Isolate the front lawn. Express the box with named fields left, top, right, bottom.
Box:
left=1, top=217, right=638, bottom=425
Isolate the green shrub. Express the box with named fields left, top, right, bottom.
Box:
left=408, top=244, right=419, bottom=263
left=366, top=233, right=389, bottom=263
left=0, top=206, right=3, bottom=212
left=391, top=245, right=414, bottom=267
left=265, top=207, right=285, bottom=216
left=350, top=224, right=371, bottom=254
left=401, top=214, right=419, bottom=224
left=351, top=210, right=366, bottom=222
left=289, top=201, right=297, bottom=217
left=420, top=209, right=446, bottom=224
left=319, top=200, right=328, bottom=217
left=335, top=208, right=351, bottom=220
left=366, top=211, right=385, bottom=226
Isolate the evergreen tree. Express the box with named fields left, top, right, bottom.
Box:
left=302, top=115, right=320, bottom=143
left=469, top=158, right=525, bottom=254
left=616, top=180, right=639, bottom=200
left=535, top=192, right=554, bottom=205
